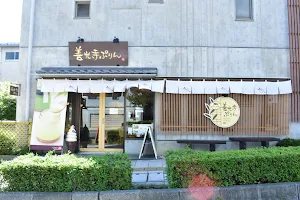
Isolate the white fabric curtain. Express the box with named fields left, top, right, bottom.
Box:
left=90, top=80, right=103, bottom=93
left=126, top=80, right=139, bottom=89
left=229, top=81, right=243, bottom=93
left=151, top=80, right=165, bottom=93
left=217, top=81, right=230, bottom=94
left=114, top=80, right=126, bottom=92
left=139, top=80, right=152, bottom=90
left=102, top=80, right=115, bottom=93
left=166, top=80, right=179, bottom=94
left=204, top=81, right=217, bottom=94
left=178, top=81, right=192, bottom=94
left=77, top=80, right=90, bottom=93
left=266, top=82, right=279, bottom=95
left=65, top=80, right=78, bottom=92
left=191, top=81, right=205, bottom=94
left=38, top=79, right=292, bottom=95
left=254, top=82, right=267, bottom=95
left=242, top=82, right=255, bottom=94
left=278, top=80, right=293, bottom=94
left=41, top=79, right=54, bottom=92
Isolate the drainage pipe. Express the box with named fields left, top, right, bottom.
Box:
left=25, top=0, right=36, bottom=121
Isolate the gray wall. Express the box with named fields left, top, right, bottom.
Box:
left=0, top=46, right=20, bottom=83
left=19, top=0, right=290, bottom=121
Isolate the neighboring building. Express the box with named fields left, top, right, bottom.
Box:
left=19, top=0, right=294, bottom=155
left=0, top=43, right=20, bottom=83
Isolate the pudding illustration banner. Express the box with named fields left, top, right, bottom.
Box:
left=30, top=82, right=68, bottom=150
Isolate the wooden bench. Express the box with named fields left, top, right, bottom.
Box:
left=229, top=137, right=280, bottom=150
left=177, top=140, right=227, bottom=151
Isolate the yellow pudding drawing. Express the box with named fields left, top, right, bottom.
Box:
left=35, top=110, right=62, bottom=143
left=30, top=92, right=68, bottom=149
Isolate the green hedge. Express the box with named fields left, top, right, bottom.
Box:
left=276, top=138, right=300, bottom=147
left=166, top=147, right=300, bottom=188
left=0, top=152, right=132, bottom=192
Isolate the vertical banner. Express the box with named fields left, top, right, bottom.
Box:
left=30, top=81, right=68, bottom=150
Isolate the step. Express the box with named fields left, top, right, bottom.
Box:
left=131, top=159, right=166, bottom=171
left=132, top=170, right=168, bottom=187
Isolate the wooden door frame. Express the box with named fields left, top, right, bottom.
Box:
left=99, top=93, right=123, bottom=152
left=80, top=93, right=123, bottom=152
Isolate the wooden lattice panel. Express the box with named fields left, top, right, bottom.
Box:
left=0, top=122, right=31, bottom=148
left=158, top=94, right=290, bottom=136
left=288, top=0, right=300, bottom=122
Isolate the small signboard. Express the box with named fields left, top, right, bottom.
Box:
left=139, top=126, right=158, bottom=159
left=9, top=85, right=20, bottom=96
left=69, top=42, right=128, bottom=66
left=132, top=124, right=153, bottom=137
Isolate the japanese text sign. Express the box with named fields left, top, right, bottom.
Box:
left=69, top=42, right=128, bottom=66
left=10, top=85, right=20, bottom=96
left=204, top=97, right=240, bottom=128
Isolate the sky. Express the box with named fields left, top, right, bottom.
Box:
left=0, top=0, right=23, bottom=43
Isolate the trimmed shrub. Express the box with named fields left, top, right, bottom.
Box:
left=0, top=152, right=132, bottom=192
left=166, top=147, right=300, bottom=188
left=0, top=131, right=16, bottom=155
left=107, top=130, right=120, bottom=144
left=276, top=138, right=300, bottom=147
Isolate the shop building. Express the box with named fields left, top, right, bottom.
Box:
left=18, top=0, right=294, bottom=155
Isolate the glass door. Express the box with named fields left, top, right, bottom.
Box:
left=79, top=93, right=124, bottom=152
left=79, top=93, right=100, bottom=151
left=101, top=93, right=124, bottom=151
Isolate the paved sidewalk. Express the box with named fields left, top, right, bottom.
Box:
left=131, top=159, right=168, bottom=186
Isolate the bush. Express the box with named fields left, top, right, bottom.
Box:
left=276, top=138, right=300, bottom=147
left=0, top=131, right=16, bottom=155
left=0, top=152, right=132, bottom=192
left=166, top=147, right=300, bottom=188
left=0, top=82, right=16, bottom=120
left=107, top=130, right=120, bottom=144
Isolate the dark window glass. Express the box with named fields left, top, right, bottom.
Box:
left=5, top=52, right=15, bottom=60
left=15, top=52, right=19, bottom=60
left=76, top=2, right=90, bottom=18
left=236, top=0, right=252, bottom=19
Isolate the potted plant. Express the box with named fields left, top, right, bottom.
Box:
left=80, top=124, right=90, bottom=148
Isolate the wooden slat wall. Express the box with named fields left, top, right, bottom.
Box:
left=159, top=94, right=290, bottom=135
left=288, top=0, right=300, bottom=122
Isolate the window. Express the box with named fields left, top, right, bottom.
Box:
left=236, top=0, right=253, bottom=20
left=75, top=1, right=90, bottom=18
left=5, top=52, right=19, bottom=60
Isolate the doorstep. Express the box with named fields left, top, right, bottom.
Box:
left=132, top=170, right=168, bottom=187
left=131, top=159, right=166, bottom=171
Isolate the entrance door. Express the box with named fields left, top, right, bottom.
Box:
left=99, top=93, right=124, bottom=152
left=79, top=93, right=124, bottom=152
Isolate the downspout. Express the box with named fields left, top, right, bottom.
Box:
left=25, top=0, right=36, bottom=121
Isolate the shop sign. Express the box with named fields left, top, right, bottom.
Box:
left=69, top=42, right=128, bottom=66
left=204, top=97, right=240, bottom=128
left=10, top=84, right=20, bottom=96
left=30, top=91, right=68, bottom=151
left=132, top=124, right=153, bottom=137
